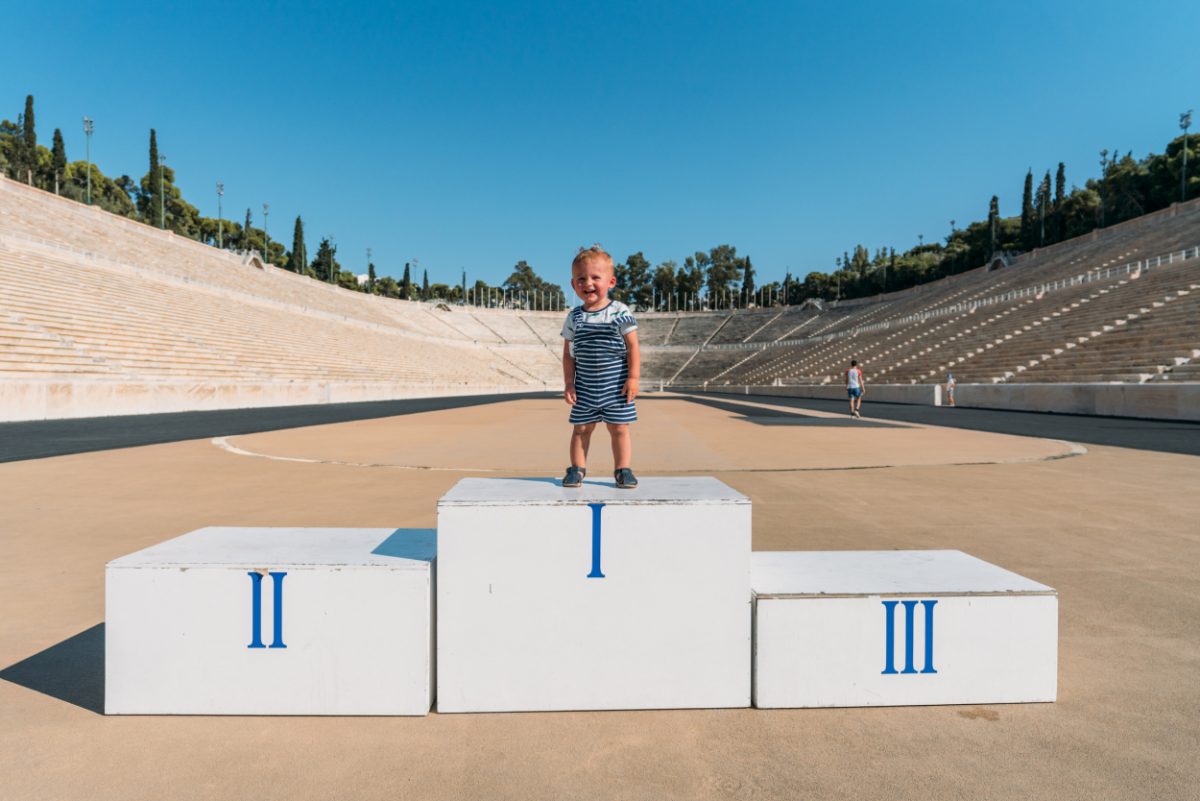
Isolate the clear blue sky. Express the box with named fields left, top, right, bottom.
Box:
left=4, top=0, right=1196, bottom=286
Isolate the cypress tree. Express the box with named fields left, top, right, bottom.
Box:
left=243, top=208, right=253, bottom=250
left=368, top=262, right=377, bottom=293
left=401, top=262, right=412, bottom=299
left=1054, top=162, right=1066, bottom=243
left=422, top=268, right=429, bottom=299
left=1020, top=169, right=1034, bottom=249
left=19, top=95, right=36, bottom=183
left=741, top=256, right=755, bottom=305
left=22, top=95, right=35, bottom=183
left=287, top=216, right=307, bottom=272
left=1037, top=171, right=1051, bottom=246
left=51, top=128, right=66, bottom=191
left=148, top=129, right=160, bottom=223
left=988, top=195, right=1000, bottom=258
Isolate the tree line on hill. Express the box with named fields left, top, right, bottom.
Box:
left=2, top=93, right=1195, bottom=312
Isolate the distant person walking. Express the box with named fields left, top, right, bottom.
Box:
left=945, top=372, right=957, bottom=407
left=845, top=359, right=865, bottom=418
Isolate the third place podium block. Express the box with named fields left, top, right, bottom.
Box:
left=752, top=550, right=1058, bottom=708
left=436, top=477, right=751, bottom=713
left=106, top=527, right=436, bottom=715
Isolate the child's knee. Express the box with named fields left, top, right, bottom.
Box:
left=606, top=423, right=629, bottom=435
left=573, top=423, right=596, bottom=436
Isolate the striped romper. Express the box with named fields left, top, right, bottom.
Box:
left=562, top=301, right=638, bottom=425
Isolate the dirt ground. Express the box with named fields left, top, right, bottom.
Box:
left=2, top=396, right=1198, bottom=801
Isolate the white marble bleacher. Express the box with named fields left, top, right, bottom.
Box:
left=0, top=179, right=566, bottom=412
left=518, top=312, right=568, bottom=346
left=0, top=241, right=521, bottom=385
left=468, top=309, right=544, bottom=344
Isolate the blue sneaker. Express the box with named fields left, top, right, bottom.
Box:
left=615, top=467, right=638, bottom=489
left=562, top=466, right=586, bottom=488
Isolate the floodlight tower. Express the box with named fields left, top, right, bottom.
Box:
left=1182, top=110, right=1194, bottom=202
left=82, top=116, right=94, bottom=205
left=216, top=182, right=224, bottom=248
left=263, top=203, right=270, bottom=260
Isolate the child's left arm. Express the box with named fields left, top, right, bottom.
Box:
left=623, top=330, right=640, bottom=403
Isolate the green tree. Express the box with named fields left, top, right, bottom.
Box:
left=503, top=260, right=562, bottom=307
left=241, top=208, right=251, bottom=249
left=652, top=260, right=678, bottom=310
left=1054, top=162, right=1067, bottom=242
left=677, top=257, right=705, bottom=309
left=988, top=195, right=1000, bottom=258
left=619, top=252, right=652, bottom=308
left=377, top=276, right=400, bottom=298
left=287, top=216, right=306, bottom=273
left=138, top=128, right=161, bottom=224
left=50, top=128, right=66, bottom=190
left=705, top=245, right=740, bottom=308
left=422, top=268, right=429, bottom=299
left=741, top=255, right=756, bottom=305
left=368, top=262, right=377, bottom=293
left=1036, top=171, right=1051, bottom=247
left=1019, top=169, right=1034, bottom=249
left=15, top=94, right=35, bottom=183
left=401, top=262, right=412, bottom=298
left=311, top=237, right=339, bottom=282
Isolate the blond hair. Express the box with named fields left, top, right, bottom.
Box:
left=572, top=244, right=615, bottom=273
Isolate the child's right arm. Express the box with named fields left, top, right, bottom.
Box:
left=562, top=341, right=577, bottom=405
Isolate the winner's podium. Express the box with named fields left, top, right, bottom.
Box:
left=436, top=477, right=751, bottom=712
left=106, top=527, right=436, bottom=715
left=752, top=550, right=1058, bottom=708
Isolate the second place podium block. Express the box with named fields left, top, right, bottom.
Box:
left=436, top=477, right=752, bottom=712
left=106, top=527, right=436, bottom=715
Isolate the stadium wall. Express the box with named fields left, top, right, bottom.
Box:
left=0, top=380, right=538, bottom=422
left=953, top=383, right=1200, bottom=422
left=683, top=382, right=1200, bottom=422
left=679, top=384, right=943, bottom=405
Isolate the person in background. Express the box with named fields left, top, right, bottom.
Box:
left=845, top=359, right=865, bottom=418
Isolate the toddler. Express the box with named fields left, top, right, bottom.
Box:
left=560, top=245, right=640, bottom=489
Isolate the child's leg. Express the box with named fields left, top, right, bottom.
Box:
left=607, top=423, right=631, bottom=469
left=570, top=423, right=595, bottom=467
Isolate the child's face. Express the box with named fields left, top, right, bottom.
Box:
left=571, top=260, right=617, bottom=307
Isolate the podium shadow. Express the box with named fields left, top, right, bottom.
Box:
left=371, top=528, right=438, bottom=561
left=0, top=623, right=104, bottom=714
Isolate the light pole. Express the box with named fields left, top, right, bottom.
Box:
left=1182, top=110, right=1194, bottom=202
left=263, top=203, right=270, bottom=260
left=82, top=116, right=94, bottom=205
left=159, top=153, right=167, bottom=228
left=215, top=183, right=225, bottom=248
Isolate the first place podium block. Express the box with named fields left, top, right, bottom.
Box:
left=436, top=477, right=751, bottom=713
left=106, top=527, right=436, bottom=715
left=752, top=550, right=1058, bottom=708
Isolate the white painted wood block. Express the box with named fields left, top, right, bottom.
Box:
left=106, top=527, right=435, bottom=715
left=752, top=550, right=1057, bottom=708
left=436, top=477, right=751, bottom=712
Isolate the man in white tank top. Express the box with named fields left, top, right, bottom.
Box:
left=845, top=359, right=865, bottom=418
